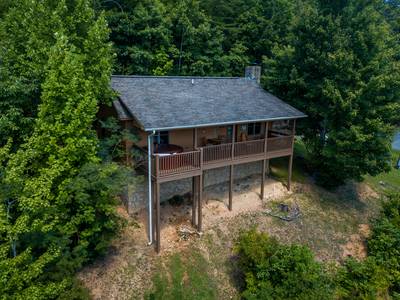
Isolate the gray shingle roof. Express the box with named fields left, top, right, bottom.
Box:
left=111, top=75, right=306, bottom=131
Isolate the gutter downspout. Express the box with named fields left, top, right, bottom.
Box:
left=147, top=131, right=156, bottom=245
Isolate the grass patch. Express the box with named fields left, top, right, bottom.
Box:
left=365, top=150, right=400, bottom=193
left=144, top=250, right=217, bottom=300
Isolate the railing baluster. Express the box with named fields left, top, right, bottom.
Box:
left=154, top=136, right=293, bottom=178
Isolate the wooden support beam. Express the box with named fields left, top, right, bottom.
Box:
left=287, top=119, right=296, bottom=191
left=192, top=177, right=197, bottom=226
left=264, top=121, right=269, bottom=155
left=228, top=124, right=236, bottom=211
left=198, top=174, right=203, bottom=232
left=229, top=165, right=234, bottom=211
left=261, top=159, right=266, bottom=199
left=288, top=155, right=293, bottom=191
left=155, top=155, right=161, bottom=253
left=231, top=124, right=236, bottom=159
left=152, top=181, right=156, bottom=242
left=261, top=121, right=269, bottom=199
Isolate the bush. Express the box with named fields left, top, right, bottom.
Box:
left=336, top=193, right=400, bottom=299
left=235, top=229, right=334, bottom=300
left=335, top=257, right=390, bottom=299
left=368, top=193, right=400, bottom=297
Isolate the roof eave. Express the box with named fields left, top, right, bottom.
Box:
left=143, top=115, right=307, bottom=132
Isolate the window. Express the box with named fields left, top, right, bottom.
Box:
left=154, top=131, right=169, bottom=145
left=247, top=122, right=261, bottom=136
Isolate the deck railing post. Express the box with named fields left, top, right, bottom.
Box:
left=288, top=119, right=296, bottom=191
left=261, top=122, right=269, bottom=199
left=229, top=124, right=235, bottom=210
left=200, top=147, right=203, bottom=169
left=198, top=174, right=203, bottom=232
left=192, top=177, right=197, bottom=226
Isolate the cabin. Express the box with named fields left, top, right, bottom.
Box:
left=109, top=66, right=306, bottom=252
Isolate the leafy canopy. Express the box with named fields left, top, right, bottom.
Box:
left=0, top=0, right=129, bottom=298
left=264, top=0, right=400, bottom=187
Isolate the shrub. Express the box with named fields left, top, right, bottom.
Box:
left=335, top=257, right=390, bottom=299
left=235, top=229, right=334, bottom=300
left=368, top=193, right=400, bottom=297
left=336, top=193, right=400, bottom=299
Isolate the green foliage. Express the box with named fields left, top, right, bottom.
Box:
left=57, top=278, right=91, bottom=300
left=0, top=0, right=112, bottom=151
left=335, top=257, right=390, bottom=299
left=334, top=194, right=400, bottom=299
left=98, top=117, right=140, bottom=162
left=368, top=193, right=400, bottom=297
left=167, top=0, right=224, bottom=76
left=365, top=149, right=400, bottom=193
left=102, top=0, right=175, bottom=75
left=100, top=0, right=250, bottom=76
left=235, top=229, right=334, bottom=300
left=0, top=0, right=130, bottom=298
left=264, top=0, right=400, bottom=187
left=145, top=251, right=217, bottom=300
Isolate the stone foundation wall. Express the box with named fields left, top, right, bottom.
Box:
left=122, top=161, right=265, bottom=214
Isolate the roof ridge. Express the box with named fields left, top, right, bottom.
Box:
left=111, top=75, right=245, bottom=80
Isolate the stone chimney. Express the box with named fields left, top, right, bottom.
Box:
left=245, top=65, right=261, bottom=84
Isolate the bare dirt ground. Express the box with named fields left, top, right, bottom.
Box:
left=78, top=174, right=381, bottom=300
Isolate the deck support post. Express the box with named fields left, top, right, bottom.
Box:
left=192, top=128, right=198, bottom=227
left=155, top=155, right=161, bottom=253
left=261, top=121, right=269, bottom=200
left=229, top=124, right=236, bottom=210
left=287, top=119, right=296, bottom=191
left=192, top=177, right=197, bottom=226
left=261, top=159, right=266, bottom=199
left=147, top=132, right=155, bottom=245
left=229, top=165, right=234, bottom=211
left=155, top=181, right=160, bottom=253
left=288, top=155, right=293, bottom=191
left=197, top=174, right=203, bottom=232
left=152, top=181, right=156, bottom=242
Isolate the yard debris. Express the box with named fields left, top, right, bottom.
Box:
left=177, top=225, right=202, bottom=241
left=264, top=202, right=301, bottom=221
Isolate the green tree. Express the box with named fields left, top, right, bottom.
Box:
left=101, top=0, right=175, bottom=75
left=264, top=0, right=400, bottom=187
left=0, top=1, right=128, bottom=297
left=166, top=0, right=226, bottom=76
left=199, top=0, right=297, bottom=68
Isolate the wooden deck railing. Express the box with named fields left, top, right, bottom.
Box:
left=202, top=143, right=232, bottom=164
left=146, top=136, right=294, bottom=178
left=157, top=150, right=201, bottom=177
left=234, top=139, right=265, bottom=158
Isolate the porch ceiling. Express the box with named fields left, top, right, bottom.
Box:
left=111, top=75, right=306, bottom=131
